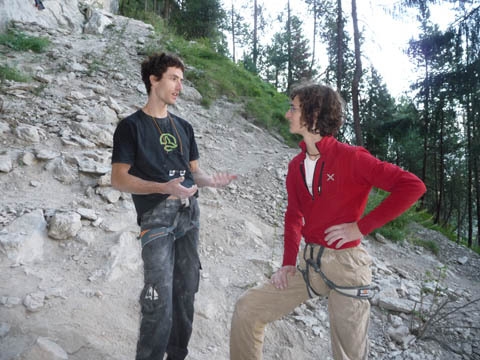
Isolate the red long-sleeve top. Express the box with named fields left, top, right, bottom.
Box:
left=282, top=136, right=426, bottom=266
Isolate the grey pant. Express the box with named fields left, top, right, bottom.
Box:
left=136, top=197, right=200, bottom=360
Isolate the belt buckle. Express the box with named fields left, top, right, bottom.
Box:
left=181, top=197, right=190, bottom=207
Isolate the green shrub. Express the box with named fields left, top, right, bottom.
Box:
left=0, top=65, right=30, bottom=82
left=0, top=30, right=50, bottom=52
left=411, top=238, right=440, bottom=255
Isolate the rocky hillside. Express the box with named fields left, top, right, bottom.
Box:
left=1, top=5, right=480, bottom=360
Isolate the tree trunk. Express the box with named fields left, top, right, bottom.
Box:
left=162, top=0, right=170, bottom=22
left=310, top=0, right=317, bottom=73
left=420, top=61, right=430, bottom=209
left=287, top=0, right=293, bottom=90
left=336, top=0, right=343, bottom=93
left=231, top=2, right=236, bottom=63
left=351, top=0, right=363, bottom=146
left=474, top=106, right=480, bottom=247
left=435, top=101, right=445, bottom=224
left=475, top=153, right=479, bottom=247
left=467, top=94, right=473, bottom=247
left=253, top=0, right=258, bottom=73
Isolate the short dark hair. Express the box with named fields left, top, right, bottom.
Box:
left=141, top=53, right=185, bottom=94
left=290, top=83, right=345, bottom=136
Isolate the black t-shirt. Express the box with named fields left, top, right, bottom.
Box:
left=112, top=109, right=199, bottom=224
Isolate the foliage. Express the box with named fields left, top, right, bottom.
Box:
left=119, top=0, right=167, bottom=21
left=0, top=65, right=30, bottom=82
left=317, top=0, right=355, bottom=103
left=404, top=0, right=480, bottom=248
left=170, top=0, right=226, bottom=44
left=0, top=30, right=49, bottom=52
left=263, top=32, right=289, bottom=90
left=233, top=4, right=315, bottom=92
left=360, top=67, right=398, bottom=160
left=119, top=0, right=227, bottom=53
left=286, top=15, right=315, bottom=90
left=225, top=2, right=252, bottom=63
left=236, top=1, right=268, bottom=75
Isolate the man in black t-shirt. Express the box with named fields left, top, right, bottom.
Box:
left=111, top=53, right=236, bottom=360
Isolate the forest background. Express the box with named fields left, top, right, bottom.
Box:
left=9, top=0, right=478, bottom=250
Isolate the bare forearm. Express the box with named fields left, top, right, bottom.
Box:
left=111, top=163, right=198, bottom=198
left=111, top=172, right=166, bottom=195
left=192, top=168, right=214, bottom=188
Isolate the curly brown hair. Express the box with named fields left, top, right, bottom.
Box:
left=141, top=53, right=185, bottom=94
left=290, top=83, right=345, bottom=136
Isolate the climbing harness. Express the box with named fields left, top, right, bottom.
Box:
left=138, top=212, right=180, bottom=248
left=138, top=199, right=191, bottom=248
left=297, top=243, right=378, bottom=299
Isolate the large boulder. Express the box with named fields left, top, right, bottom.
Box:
left=0, top=0, right=84, bottom=33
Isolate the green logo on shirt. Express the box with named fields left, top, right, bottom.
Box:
left=159, top=133, right=178, bottom=152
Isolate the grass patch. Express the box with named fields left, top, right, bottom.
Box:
left=411, top=238, right=440, bottom=255
left=0, top=30, right=48, bottom=83
left=473, top=245, right=480, bottom=255
left=0, top=65, right=30, bottom=82
left=408, top=207, right=480, bottom=255
left=87, top=59, right=105, bottom=76
left=0, top=30, right=50, bottom=53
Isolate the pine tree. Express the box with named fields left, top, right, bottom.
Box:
left=287, top=15, right=314, bottom=90
left=171, top=0, right=226, bottom=42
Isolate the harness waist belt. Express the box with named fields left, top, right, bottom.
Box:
left=298, top=244, right=378, bottom=300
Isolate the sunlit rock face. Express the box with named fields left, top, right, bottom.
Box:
left=0, top=0, right=119, bottom=33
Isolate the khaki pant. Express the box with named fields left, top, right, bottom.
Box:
left=230, top=245, right=372, bottom=360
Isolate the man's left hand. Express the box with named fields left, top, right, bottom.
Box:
left=211, top=173, right=237, bottom=188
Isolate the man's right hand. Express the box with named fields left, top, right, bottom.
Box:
left=164, top=177, right=198, bottom=199
left=270, top=265, right=296, bottom=290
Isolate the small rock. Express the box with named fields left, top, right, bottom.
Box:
left=375, top=233, right=387, bottom=244
left=23, top=291, right=45, bottom=312
left=0, top=322, right=10, bottom=338
left=48, top=212, right=82, bottom=240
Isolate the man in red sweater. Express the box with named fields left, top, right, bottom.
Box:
left=230, top=83, right=426, bottom=360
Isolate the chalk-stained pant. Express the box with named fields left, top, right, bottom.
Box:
left=230, top=245, right=372, bottom=360
left=136, top=197, right=200, bottom=360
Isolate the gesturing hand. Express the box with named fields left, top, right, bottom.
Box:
left=211, top=173, right=237, bottom=188
left=270, top=265, right=296, bottom=290
left=324, top=222, right=362, bottom=248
